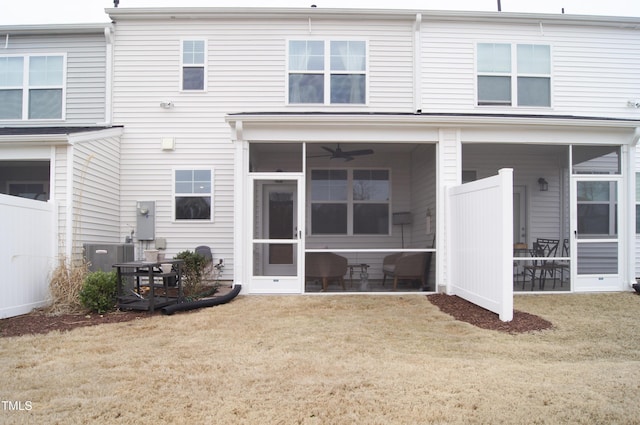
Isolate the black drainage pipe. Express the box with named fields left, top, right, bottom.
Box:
left=161, top=284, right=242, bottom=315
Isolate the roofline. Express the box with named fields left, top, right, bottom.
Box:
left=226, top=112, right=640, bottom=129
left=0, top=23, right=113, bottom=35
left=106, top=7, right=640, bottom=27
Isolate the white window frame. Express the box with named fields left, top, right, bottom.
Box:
left=476, top=43, right=551, bottom=108
left=0, top=54, right=66, bottom=121
left=309, top=168, right=390, bottom=236
left=180, top=39, right=207, bottom=92
left=172, top=167, right=214, bottom=222
left=286, top=39, right=368, bottom=106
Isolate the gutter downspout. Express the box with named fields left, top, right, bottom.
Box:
left=627, top=127, right=640, bottom=288
left=65, top=143, right=74, bottom=262
left=413, top=13, right=422, bottom=114
left=103, top=27, right=113, bottom=126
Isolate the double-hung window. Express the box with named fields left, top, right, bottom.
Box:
left=311, top=169, right=389, bottom=235
left=174, top=169, right=213, bottom=221
left=288, top=40, right=366, bottom=105
left=0, top=55, right=64, bottom=120
left=477, top=43, right=550, bottom=107
left=182, top=40, right=206, bottom=91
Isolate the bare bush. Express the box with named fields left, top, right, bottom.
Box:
left=47, top=257, right=89, bottom=314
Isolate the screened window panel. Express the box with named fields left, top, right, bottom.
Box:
left=289, top=74, right=324, bottom=103
left=353, top=204, right=389, bottom=234
left=183, top=67, right=204, bottom=90
left=330, top=41, right=366, bottom=71
left=28, top=89, right=62, bottom=119
left=353, top=170, right=389, bottom=201
left=517, top=44, right=550, bottom=74
left=311, top=169, right=347, bottom=201
left=477, top=43, right=511, bottom=73
left=183, top=40, right=205, bottom=65
left=578, top=205, right=610, bottom=234
left=0, top=89, right=23, bottom=119
left=175, top=197, right=211, bottom=220
left=289, top=40, right=324, bottom=71
left=0, top=57, right=24, bottom=86
left=29, top=56, right=63, bottom=85
left=572, top=146, right=620, bottom=174
left=577, top=181, right=610, bottom=202
left=477, top=76, right=511, bottom=104
left=517, top=77, right=550, bottom=106
left=330, top=74, right=365, bottom=104
left=311, top=203, right=348, bottom=234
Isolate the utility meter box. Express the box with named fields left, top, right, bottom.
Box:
left=136, top=201, right=155, bottom=241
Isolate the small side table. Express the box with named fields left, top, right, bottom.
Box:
left=348, top=263, right=370, bottom=290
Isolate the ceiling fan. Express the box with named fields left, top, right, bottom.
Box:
left=309, top=144, right=374, bottom=162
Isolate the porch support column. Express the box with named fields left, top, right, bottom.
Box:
left=437, top=128, right=462, bottom=294
left=625, top=128, right=639, bottom=288
left=232, top=120, right=249, bottom=293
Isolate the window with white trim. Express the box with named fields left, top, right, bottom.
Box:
left=181, top=40, right=206, bottom=91
left=0, top=55, right=65, bottom=120
left=477, top=43, right=550, bottom=107
left=310, top=169, right=389, bottom=235
left=288, top=40, right=366, bottom=105
left=174, top=169, right=213, bottom=220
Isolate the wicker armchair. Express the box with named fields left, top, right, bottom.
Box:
left=382, top=252, right=427, bottom=290
left=305, top=252, right=348, bottom=291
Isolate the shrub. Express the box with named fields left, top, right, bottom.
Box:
left=79, top=270, right=119, bottom=314
left=175, top=250, right=209, bottom=297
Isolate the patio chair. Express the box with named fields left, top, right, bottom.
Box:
left=523, top=238, right=559, bottom=290
left=305, top=252, right=348, bottom=291
left=382, top=252, right=427, bottom=291
left=195, top=245, right=215, bottom=281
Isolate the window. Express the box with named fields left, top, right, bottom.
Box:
left=477, top=43, right=550, bottom=107
left=288, top=40, right=366, bottom=105
left=182, top=40, right=205, bottom=91
left=0, top=55, right=64, bottom=120
left=310, top=169, right=389, bottom=235
left=174, top=169, right=213, bottom=220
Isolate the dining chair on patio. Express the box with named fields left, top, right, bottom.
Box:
left=523, top=238, right=559, bottom=290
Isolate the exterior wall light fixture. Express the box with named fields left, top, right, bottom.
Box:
left=538, top=177, right=549, bottom=192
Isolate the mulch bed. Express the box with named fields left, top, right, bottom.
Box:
left=1, top=290, right=551, bottom=338
left=427, top=293, right=553, bottom=334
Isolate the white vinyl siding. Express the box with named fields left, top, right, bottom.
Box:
left=71, top=136, right=121, bottom=255
left=0, top=54, right=66, bottom=120
left=421, top=19, right=640, bottom=118
left=0, top=31, right=107, bottom=125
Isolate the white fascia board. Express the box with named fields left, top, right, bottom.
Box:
left=226, top=113, right=640, bottom=129
left=106, top=7, right=640, bottom=27
left=0, top=23, right=112, bottom=35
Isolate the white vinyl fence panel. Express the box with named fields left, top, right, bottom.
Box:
left=0, top=195, right=55, bottom=319
left=448, top=168, right=513, bottom=322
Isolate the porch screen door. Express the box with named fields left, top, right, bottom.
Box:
left=572, top=177, right=623, bottom=291
left=251, top=177, right=303, bottom=293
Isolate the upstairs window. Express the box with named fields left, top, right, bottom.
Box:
left=182, top=40, right=206, bottom=91
left=288, top=40, right=366, bottom=105
left=0, top=55, right=64, bottom=120
left=477, top=43, right=550, bottom=107
left=174, top=169, right=213, bottom=221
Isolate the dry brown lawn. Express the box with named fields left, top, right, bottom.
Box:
left=1, top=293, right=640, bottom=424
